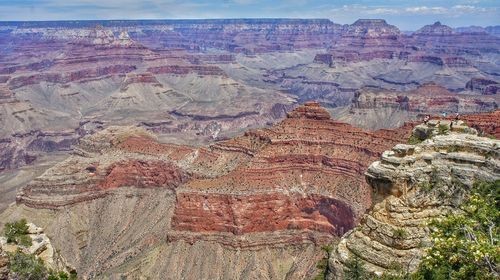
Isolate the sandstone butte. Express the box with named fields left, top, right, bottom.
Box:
left=2, top=103, right=499, bottom=278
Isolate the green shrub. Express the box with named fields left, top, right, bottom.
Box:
left=8, top=250, right=47, bottom=280
left=438, top=124, right=449, bottom=135
left=446, top=145, right=460, bottom=153
left=344, top=255, right=369, bottom=280
left=408, top=135, right=422, bottom=145
left=418, top=182, right=433, bottom=193
left=393, top=228, right=408, bottom=239
left=48, top=270, right=77, bottom=280
left=429, top=167, right=442, bottom=187
left=3, top=219, right=31, bottom=247
left=415, top=180, right=499, bottom=279
left=313, top=245, right=334, bottom=280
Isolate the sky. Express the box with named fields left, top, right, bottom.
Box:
left=0, top=0, right=499, bottom=30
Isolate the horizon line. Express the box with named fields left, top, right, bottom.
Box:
left=0, top=18, right=498, bottom=30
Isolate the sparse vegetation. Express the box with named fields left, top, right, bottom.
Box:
left=418, top=182, right=433, bottom=193
left=429, top=166, right=441, bottom=187
left=4, top=218, right=31, bottom=247
left=438, top=124, right=449, bottom=135
left=446, top=145, right=460, bottom=153
left=8, top=249, right=47, bottom=280
left=376, top=180, right=499, bottom=280
left=392, top=228, right=408, bottom=240
left=314, top=245, right=333, bottom=280
left=408, top=135, right=422, bottom=145
left=418, top=166, right=442, bottom=193
left=344, top=255, right=369, bottom=280
left=48, top=270, right=78, bottom=280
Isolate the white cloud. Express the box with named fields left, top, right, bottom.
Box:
left=404, top=6, right=448, bottom=14
left=328, top=4, right=495, bottom=17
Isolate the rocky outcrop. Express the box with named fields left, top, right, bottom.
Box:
left=0, top=222, right=73, bottom=274
left=414, top=21, right=454, bottom=36
left=329, top=121, right=500, bottom=278
left=466, top=78, right=499, bottom=95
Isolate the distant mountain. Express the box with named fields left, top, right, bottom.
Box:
left=455, top=25, right=500, bottom=36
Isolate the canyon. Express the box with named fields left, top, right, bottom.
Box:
left=0, top=18, right=499, bottom=279
left=0, top=19, right=499, bottom=183
left=1, top=102, right=499, bottom=278
left=1, top=103, right=413, bottom=278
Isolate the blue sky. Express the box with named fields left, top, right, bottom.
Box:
left=0, top=0, right=499, bottom=30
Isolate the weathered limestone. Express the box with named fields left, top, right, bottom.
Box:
left=329, top=122, right=500, bottom=278
left=0, top=247, right=8, bottom=280
left=0, top=223, right=73, bottom=275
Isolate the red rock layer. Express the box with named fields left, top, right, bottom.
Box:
left=172, top=192, right=355, bottom=236
left=457, top=111, right=500, bottom=138
left=352, top=83, right=498, bottom=114
left=170, top=102, right=415, bottom=240
left=99, top=160, right=188, bottom=190
left=17, top=103, right=499, bottom=247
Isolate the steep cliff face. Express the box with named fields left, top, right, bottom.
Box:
left=466, top=78, right=499, bottom=95
left=1, top=103, right=416, bottom=279
left=329, top=120, right=500, bottom=278
left=326, top=19, right=403, bottom=63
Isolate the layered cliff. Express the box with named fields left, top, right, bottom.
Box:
left=169, top=102, right=413, bottom=246
left=1, top=19, right=499, bottom=178
left=329, top=120, right=500, bottom=278
left=2, top=103, right=416, bottom=278
left=336, top=83, right=499, bottom=130
left=1, top=103, right=499, bottom=278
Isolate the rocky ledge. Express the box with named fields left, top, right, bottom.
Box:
left=329, top=120, right=499, bottom=278
left=0, top=222, right=74, bottom=276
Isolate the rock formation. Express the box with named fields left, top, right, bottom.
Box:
left=0, top=222, right=73, bottom=276
left=0, top=19, right=499, bottom=184
left=329, top=120, right=500, bottom=278
left=466, top=78, right=499, bottom=95
left=0, top=103, right=417, bottom=278
left=336, top=83, right=499, bottom=130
